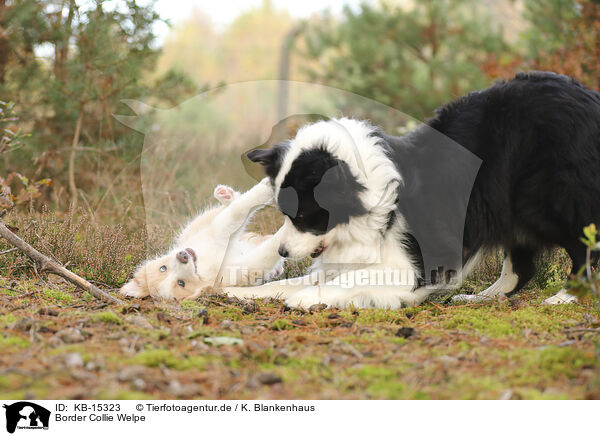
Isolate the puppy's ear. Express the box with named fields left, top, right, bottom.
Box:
left=246, top=142, right=289, bottom=179
left=120, top=279, right=149, bottom=298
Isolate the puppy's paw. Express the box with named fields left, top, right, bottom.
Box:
left=214, top=185, right=237, bottom=205
left=120, top=280, right=149, bottom=298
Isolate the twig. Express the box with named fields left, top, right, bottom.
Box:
left=0, top=218, right=123, bottom=305
left=68, top=105, right=84, bottom=209
left=0, top=247, right=17, bottom=255
left=564, top=328, right=600, bottom=334
left=4, top=290, right=40, bottom=300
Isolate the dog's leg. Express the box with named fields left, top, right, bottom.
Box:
left=453, top=255, right=520, bottom=303
left=543, top=243, right=582, bottom=305
left=283, top=267, right=423, bottom=309
left=222, top=271, right=321, bottom=300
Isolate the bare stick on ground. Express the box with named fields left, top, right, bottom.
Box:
left=0, top=216, right=124, bottom=305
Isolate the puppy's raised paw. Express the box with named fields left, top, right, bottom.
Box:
left=214, top=185, right=237, bottom=205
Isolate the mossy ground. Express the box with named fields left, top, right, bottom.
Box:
left=0, top=275, right=598, bottom=400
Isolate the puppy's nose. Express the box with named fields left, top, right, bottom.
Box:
left=176, top=250, right=190, bottom=264
left=278, top=245, right=289, bottom=257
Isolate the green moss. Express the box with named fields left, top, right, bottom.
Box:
left=388, top=337, right=408, bottom=346
left=446, top=375, right=507, bottom=399
left=0, top=313, right=17, bottom=327
left=133, top=349, right=179, bottom=368
left=519, top=389, right=570, bottom=400
left=186, top=328, right=212, bottom=339
left=271, top=319, right=294, bottom=331
left=508, top=306, right=579, bottom=334
left=248, top=347, right=275, bottom=364
left=42, top=288, right=76, bottom=304
left=132, top=348, right=213, bottom=370
left=442, top=308, right=515, bottom=337
left=179, top=355, right=211, bottom=370
left=0, top=374, right=27, bottom=391
left=356, top=365, right=397, bottom=380
left=352, top=309, right=404, bottom=325
left=147, top=328, right=170, bottom=341
left=525, top=346, right=596, bottom=379
left=180, top=300, right=204, bottom=311
left=349, top=365, right=427, bottom=399
left=92, top=311, right=123, bottom=325
left=0, top=335, right=29, bottom=349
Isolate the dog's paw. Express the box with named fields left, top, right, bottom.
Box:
left=452, top=293, right=504, bottom=304
left=214, top=185, right=237, bottom=205
left=452, top=293, right=482, bottom=303
left=222, top=286, right=259, bottom=299
left=543, top=289, right=578, bottom=305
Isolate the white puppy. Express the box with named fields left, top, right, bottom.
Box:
left=120, top=179, right=284, bottom=300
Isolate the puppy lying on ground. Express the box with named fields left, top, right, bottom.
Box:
left=120, top=179, right=283, bottom=300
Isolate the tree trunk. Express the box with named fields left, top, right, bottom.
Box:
left=54, top=0, right=75, bottom=81
left=68, top=107, right=84, bottom=209
left=0, top=0, right=9, bottom=84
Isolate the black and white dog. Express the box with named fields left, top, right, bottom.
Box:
left=224, top=71, right=600, bottom=309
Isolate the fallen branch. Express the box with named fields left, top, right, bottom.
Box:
left=0, top=216, right=123, bottom=305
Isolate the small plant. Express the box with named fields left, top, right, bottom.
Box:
left=0, top=101, right=51, bottom=212
left=566, top=224, right=600, bottom=304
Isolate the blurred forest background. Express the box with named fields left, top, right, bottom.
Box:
left=0, top=0, right=599, bottom=286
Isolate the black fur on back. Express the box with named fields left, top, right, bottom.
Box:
left=382, top=71, right=600, bottom=289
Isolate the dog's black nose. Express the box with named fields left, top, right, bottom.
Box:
left=278, top=246, right=289, bottom=257
left=176, top=250, right=189, bottom=264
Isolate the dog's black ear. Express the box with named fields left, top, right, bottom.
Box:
left=246, top=142, right=289, bottom=179
left=314, top=161, right=368, bottom=229
left=247, top=149, right=273, bottom=164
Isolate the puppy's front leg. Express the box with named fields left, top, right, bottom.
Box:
left=284, top=268, right=425, bottom=309
left=213, top=178, right=274, bottom=237
left=222, top=271, right=321, bottom=300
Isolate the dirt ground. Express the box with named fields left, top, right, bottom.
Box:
left=0, top=275, right=599, bottom=400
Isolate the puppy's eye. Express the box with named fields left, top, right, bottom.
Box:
left=160, top=265, right=167, bottom=272
left=177, top=280, right=185, bottom=288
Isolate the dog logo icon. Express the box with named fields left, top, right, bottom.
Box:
left=3, top=402, right=50, bottom=434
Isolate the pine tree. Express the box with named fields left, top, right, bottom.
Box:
left=299, top=1, right=508, bottom=120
